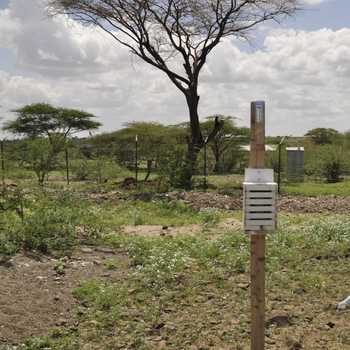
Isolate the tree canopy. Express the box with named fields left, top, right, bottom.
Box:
left=49, top=0, right=297, bottom=95
left=4, top=103, right=101, bottom=141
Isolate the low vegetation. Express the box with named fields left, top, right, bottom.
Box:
left=0, top=188, right=227, bottom=259
left=14, top=211, right=350, bottom=350
left=283, top=178, right=350, bottom=196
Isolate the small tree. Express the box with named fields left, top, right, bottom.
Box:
left=49, top=0, right=297, bottom=188
left=3, top=103, right=101, bottom=185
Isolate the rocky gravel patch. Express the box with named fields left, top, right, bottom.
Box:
left=84, top=189, right=350, bottom=214
left=163, top=192, right=350, bottom=214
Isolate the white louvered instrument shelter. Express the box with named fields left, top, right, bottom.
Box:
left=243, top=169, right=277, bottom=233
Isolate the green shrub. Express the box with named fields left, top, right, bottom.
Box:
left=199, top=208, right=221, bottom=226
left=0, top=229, right=21, bottom=257
left=305, top=145, right=349, bottom=183
left=158, top=145, right=191, bottom=188
left=20, top=205, right=76, bottom=254
left=70, top=158, right=90, bottom=181
left=71, top=157, right=130, bottom=183
left=0, top=191, right=105, bottom=257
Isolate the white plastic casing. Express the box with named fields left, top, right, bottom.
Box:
left=243, top=169, right=277, bottom=233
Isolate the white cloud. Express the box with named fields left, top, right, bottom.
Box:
left=199, top=28, right=350, bottom=134
left=0, top=0, right=349, bottom=136
left=0, top=8, right=21, bottom=47
left=302, top=0, right=328, bottom=5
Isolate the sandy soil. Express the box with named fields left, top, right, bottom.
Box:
left=0, top=247, right=127, bottom=345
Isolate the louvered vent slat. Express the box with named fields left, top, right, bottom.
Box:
left=243, top=183, right=277, bottom=232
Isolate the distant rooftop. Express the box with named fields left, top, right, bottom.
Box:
left=241, top=145, right=277, bottom=152
left=286, top=147, right=305, bottom=151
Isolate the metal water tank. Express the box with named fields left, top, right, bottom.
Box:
left=286, top=147, right=304, bottom=182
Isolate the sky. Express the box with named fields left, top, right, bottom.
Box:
left=0, top=0, right=349, bottom=136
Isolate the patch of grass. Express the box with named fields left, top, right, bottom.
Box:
left=92, top=200, right=228, bottom=228
left=23, top=329, right=79, bottom=350
left=204, top=174, right=243, bottom=195
left=104, top=258, right=119, bottom=270
left=283, top=179, right=350, bottom=196
left=205, top=174, right=350, bottom=197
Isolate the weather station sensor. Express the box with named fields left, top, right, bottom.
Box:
left=243, top=168, right=277, bottom=232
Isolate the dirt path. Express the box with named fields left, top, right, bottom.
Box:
left=0, top=248, right=127, bottom=345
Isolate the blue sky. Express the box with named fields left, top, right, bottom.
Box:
left=0, top=0, right=349, bottom=136
left=287, top=0, right=349, bottom=31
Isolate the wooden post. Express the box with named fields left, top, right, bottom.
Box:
left=250, top=101, right=266, bottom=350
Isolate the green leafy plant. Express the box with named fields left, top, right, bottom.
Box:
left=20, top=205, right=76, bottom=254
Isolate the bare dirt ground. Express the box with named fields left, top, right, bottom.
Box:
left=120, top=218, right=241, bottom=237
left=121, top=223, right=202, bottom=237
left=1, top=244, right=350, bottom=349
left=0, top=247, right=127, bottom=345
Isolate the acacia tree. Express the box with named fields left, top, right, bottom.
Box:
left=4, top=103, right=101, bottom=185
left=49, top=0, right=297, bottom=188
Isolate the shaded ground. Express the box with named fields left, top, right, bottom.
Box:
left=0, top=247, right=127, bottom=344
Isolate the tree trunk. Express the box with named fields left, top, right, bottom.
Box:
left=182, top=89, right=203, bottom=189
left=178, top=87, right=224, bottom=189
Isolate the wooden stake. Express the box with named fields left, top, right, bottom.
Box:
left=250, top=101, right=266, bottom=350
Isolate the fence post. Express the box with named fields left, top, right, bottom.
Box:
left=1, top=140, right=5, bottom=195
left=65, top=148, right=70, bottom=185
left=135, top=135, right=138, bottom=183
left=203, top=138, right=208, bottom=190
